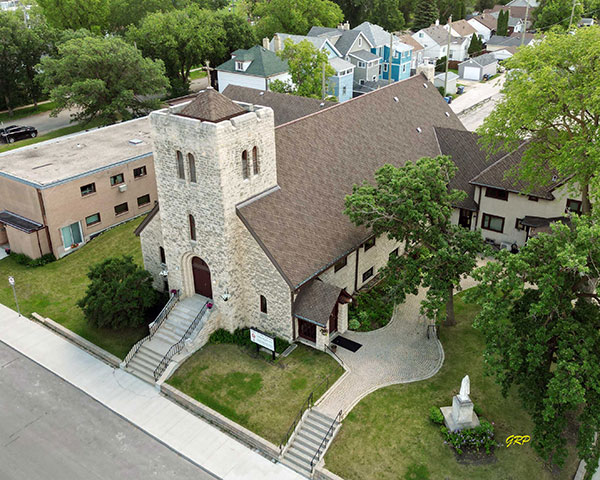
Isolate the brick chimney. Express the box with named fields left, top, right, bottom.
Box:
left=273, top=34, right=282, bottom=52
left=262, top=37, right=270, bottom=49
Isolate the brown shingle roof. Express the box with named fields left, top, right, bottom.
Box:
left=395, top=34, right=424, bottom=51
left=452, top=19, right=478, bottom=37
left=293, top=279, right=342, bottom=327
left=178, top=88, right=246, bottom=123
left=435, top=128, right=506, bottom=211
left=237, top=75, right=465, bottom=288
left=471, top=13, right=498, bottom=30
left=222, top=85, right=335, bottom=126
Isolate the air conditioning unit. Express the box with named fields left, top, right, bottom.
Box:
left=118, top=184, right=128, bottom=193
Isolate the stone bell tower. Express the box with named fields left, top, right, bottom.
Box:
left=149, top=88, right=278, bottom=331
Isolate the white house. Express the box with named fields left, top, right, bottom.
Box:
left=467, top=14, right=497, bottom=41
left=412, top=24, right=470, bottom=61
left=216, top=46, right=291, bottom=93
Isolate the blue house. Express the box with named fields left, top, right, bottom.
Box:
left=353, top=22, right=413, bottom=82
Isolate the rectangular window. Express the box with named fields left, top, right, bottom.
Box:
left=383, top=63, right=388, bottom=72
left=362, top=267, right=374, bottom=283
left=482, top=213, right=505, bottom=233
left=334, top=256, right=347, bottom=272
left=528, top=195, right=539, bottom=202
left=137, top=194, right=151, bottom=207
left=515, top=218, right=526, bottom=231
left=364, top=237, right=376, bottom=251
left=114, top=202, right=129, bottom=216
left=566, top=199, right=582, bottom=214
left=80, top=183, right=96, bottom=196
left=110, top=173, right=124, bottom=186
left=85, top=213, right=101, bottom=226
left=260, top=295, right=268, bottom=314
left=342, top=85, right=347, bottom=95
left=485, top=187, right=509, bottom=201
left=60, top=222, right=83, bottom=248
left=390, top=248, right=399, bottom=259
left=133, top=166, right=147, bottom=178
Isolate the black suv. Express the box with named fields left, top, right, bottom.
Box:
left=0, top=125, right=38, bottom=144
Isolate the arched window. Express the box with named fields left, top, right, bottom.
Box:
left=176, top=151, right=185, bottom=179
left=260, top=295, right=268, bottom=314
left=252, top=146, right=259, bottom=175
left=189, top=214, right=196, bottom=241
left=159, top=246, right=166, bottom=264
left=188, top=153, right=197, bottom=183
left=241, top=150, right=249, bottom=179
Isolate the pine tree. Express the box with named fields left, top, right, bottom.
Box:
left=497, top=9, right=509, bottom=36
left=413, top=0, right=439, bottom=31
left=453, top=0, right=466, bottom=20
left=468, top=34, right=482, bottom=54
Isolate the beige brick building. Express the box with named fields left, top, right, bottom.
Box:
left=0, top=118, right=156, bottom=259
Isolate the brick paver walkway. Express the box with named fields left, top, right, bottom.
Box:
left=316, top=275, right=478, bottom=418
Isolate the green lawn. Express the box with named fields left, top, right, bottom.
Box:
left=0, top=120, right=102, bottom=154
left=168, top=343, right=344, bottom=444
left=189, top=69, right=208, bottom=80
left=0, top=216, right=148, bottom=358
left=324, top=292, right=579, bottom=480
left=0, top=101, right=56, bottom=122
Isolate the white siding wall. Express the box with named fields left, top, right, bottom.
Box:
left=217, top=71, right=268, bottom=93
left=467, top=19, right=492, bottom=41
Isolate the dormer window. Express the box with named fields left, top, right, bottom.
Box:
left=235, top=61, right=244, bottom=71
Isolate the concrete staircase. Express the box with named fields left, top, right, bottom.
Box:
left=281, top=409, right=340, bottom=478
left=125, top=295, right=209, bottom=383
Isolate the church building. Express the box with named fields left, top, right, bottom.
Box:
left=136, top=76, right=465, bottom=350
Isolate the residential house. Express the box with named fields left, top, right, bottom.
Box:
left=458, top=53, right=498, bottom=80
left=484, top=5, right=532, bottom=30
left=352, top=22, right=413, bottom=82
left=579, top=18, right=595, bottom=27
left=396, top=33, right=425, bottom=71
left=412, top=24, right=470, bottom=61
left=467, top=14, right=497, bottom=41
left=267, top=33, right=355, bottom=102
left=434, top=71, right=459, bottom=94
left=0, top=118, right=156, bottom=259
left=216, top=46, right=290, bottom=93
left=505, top=0, right=539, bottom=8
left=447, top=19, right=478, bottom=40
left=486, top=33, right=535, bottom=51
left=137, top=76, right=464, bottom=351
left=492, top=46, right=518, bottom=60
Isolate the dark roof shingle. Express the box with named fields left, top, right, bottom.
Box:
left=238, top=75, right=464, bottom=288
left=293, top=279, right=342, bottom=326
left=216, top=46, right=288, bottom=77
left=178, top=88, right=246, bottom=123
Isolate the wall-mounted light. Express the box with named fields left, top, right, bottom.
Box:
left=159, top=269, right=169, bottom=277
left=221, top=288, right=231, bottom=302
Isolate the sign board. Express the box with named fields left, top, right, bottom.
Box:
left=8, top=276, right=14, bottom=286
left=250, top=328, right=275, bottom=351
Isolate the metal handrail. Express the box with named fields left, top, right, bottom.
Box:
left=280, top=392, right=313, bottom=454
left=310, top=409, right=342, bottom=472
left=123, top=290, right=180, bottom=367
left=153, top=300, right=209, bottom=382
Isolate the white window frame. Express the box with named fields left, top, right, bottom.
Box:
left=61, top=221, right=84, bottom=251
left=383, top=63, right=389, bottom=72
left=235, top=61, right=244, bottom=71
left=358, top=37, right=362, bottom=47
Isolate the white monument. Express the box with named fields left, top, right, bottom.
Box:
left=440, top=375, right=480, bottom=431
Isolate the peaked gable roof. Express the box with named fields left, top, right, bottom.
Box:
left=451, top=19, right=477, bottom=37
left=308, top=27, right=372, bottom=56
left=460, top=52, right=497, bottom=67
left=353, top=21, right=392, bottom=47
left=237, top=75, right=464, bottom=288
left=470, top=13, right=498, bottom=30
left=217, top=45, right=288, bottom=77
left=178, top=88, right=246, bottom=123
left=396, top=33, right=424, bottom=51
left=222, top=85, right=335, bottom=126
left=421, top=24, right=468, bottom=45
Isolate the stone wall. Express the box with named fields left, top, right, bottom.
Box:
left=139, top=212, right=165, bottom=291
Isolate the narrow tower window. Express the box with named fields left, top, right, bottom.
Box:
left=189, top=214, right=196, bottom=241
left=252, top=146, right=260, bottom=175
left=260, top=295, right=268, bottom=314
left=159, top=246, right=166, bottom=264
left=188, top=153, right=197, bottom=183
left=242, top=150, right=249, bottom=179
left=176, top=151, right=185, bottom=179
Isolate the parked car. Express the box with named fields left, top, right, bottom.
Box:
left=0, top=125, right=38, bottom=144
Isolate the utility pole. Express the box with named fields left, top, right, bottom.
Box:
left=521, top=2, right=530, bottom=46
left=444, top=15, right=452, bottom=97
left=321, top=62, right=326, bottom=100
left=388, top=32, right=393, bottom=84
left=568, top=0, right=578, bottom=29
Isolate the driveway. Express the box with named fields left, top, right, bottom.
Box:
left=0, top=342, right=214, bottom=480
left=451, top=73, right=505, bottom=115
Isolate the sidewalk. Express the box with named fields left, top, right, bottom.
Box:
left=0, top=303, right=302, bottom=480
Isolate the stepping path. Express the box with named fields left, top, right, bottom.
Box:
left=316, top=274, right=478, bottom=418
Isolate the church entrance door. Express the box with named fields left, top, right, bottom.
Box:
left=192, top=257, right=212, bottom=298
left=298, top=319, right=317, bottom=343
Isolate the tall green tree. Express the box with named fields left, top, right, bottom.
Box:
left=254, top=0, right=344, bottom=39
left=452, top=0, right=466, bottom=19
left=478, top=27, right=600, bottom=215
left=78, top=256, right=158, bottom=329
left=37, top=0, right=110, bottom=32
left=466, top=214, right=600, bottom=473
left=468, top=33, right=483, bottom=53
left=534, top=0, right=583, bottom=29
left=496, top=9, right=509, bottom=35
left=344, top=156, right=485, bottom=325
left=210, top=11, right=258, bottom=66
left=413, top=0, right=438, bottom=31
left=367, top=0, right=406, bottom=31
left=39, top=35, right=168, bottom=125
left=107, top=0, right=175, bottom=32
left=270, top=39, right=336, bottom=99
left=128, top=6, right=226, bottom=96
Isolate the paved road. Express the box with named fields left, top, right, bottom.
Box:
left=0, top=342, right=215, bottom=480
left=1, top=108, right=76, bottom=135
left=458, top=93, right=502, bottom=131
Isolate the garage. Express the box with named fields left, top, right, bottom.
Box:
left=458, top=53, right=498, bottom=82
left=463, top=66, right=480, bottom=80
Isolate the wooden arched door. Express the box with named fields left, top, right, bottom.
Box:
left=192, top=257, right=212, bottom=298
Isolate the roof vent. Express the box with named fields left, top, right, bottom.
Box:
left=320, top=102, right=325, bottom=107
left=423, top=83, right=428, bottom=88
left=259, top=91, right=265, bottom=95
left=416, top=127, right=422, bottom=133
left=75, top=143, right=84, bottom=149
left=393, top=96, right=399, bottom=102
left=445, top=112, right=450, bottom=117
left=129, top=138, right=143, bottom=146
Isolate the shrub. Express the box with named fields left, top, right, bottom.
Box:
left=429, top=406, right=445, bottom=425
left=348, top=318, right=360, bottom=330
left=11, top=252, right=56, bottom=267
left=77, top=255, right=158, bottom=329
left=348, top=280, right=395, bottom=331
left=209, top=327, right=290, bottom=354
left=441, top=420, right=496, bottom=455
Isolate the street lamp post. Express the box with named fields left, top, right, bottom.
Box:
left=8, top=276, right=20, bottom=316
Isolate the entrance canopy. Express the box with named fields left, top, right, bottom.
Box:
left=0, top=210, right=43, bottom=233
left=294, top=279, right=346, bottom=327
